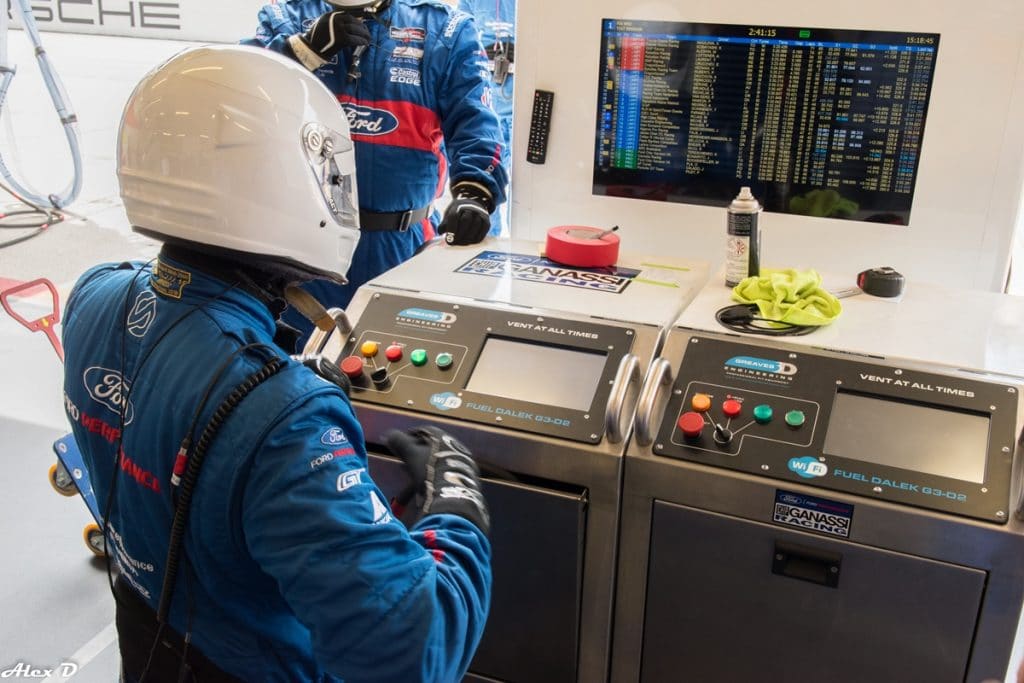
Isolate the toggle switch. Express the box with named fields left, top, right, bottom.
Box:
left=713, top=423, right=733, bottom=445
left=370, top=367, right=390, bottom=389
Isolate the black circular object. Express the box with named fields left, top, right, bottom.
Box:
left=857, top=267, right=905, bottom=298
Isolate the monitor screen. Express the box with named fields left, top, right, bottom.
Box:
left=823, top=391, right=989, bottom=483
left=594, top=20, right=940, bottom=224
left=465, top=337, right=608, bottom=411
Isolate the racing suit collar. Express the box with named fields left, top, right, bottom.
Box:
left=156, top=246, right=285, bottom=338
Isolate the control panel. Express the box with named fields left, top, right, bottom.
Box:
left=672, top=382, right=820, bottom=456
left=653, top=334, right=1019, bottom=522
left=332, top=292, right=637, bottom=443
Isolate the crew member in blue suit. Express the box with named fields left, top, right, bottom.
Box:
left=457, top=0, right=515, bottom=234
left=62, top=45, right=491, bottom=682
left=244, top=0, right=508, bottom=337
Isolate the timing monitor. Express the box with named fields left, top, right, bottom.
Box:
left=593, top=20, right=940, bottom=224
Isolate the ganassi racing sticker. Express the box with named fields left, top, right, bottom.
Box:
left=773, top=490, right=853, bottom=538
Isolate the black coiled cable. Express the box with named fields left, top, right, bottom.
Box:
left=715, top=303, right=817, bottom=337
left=156, top=356, right=285, bottom=625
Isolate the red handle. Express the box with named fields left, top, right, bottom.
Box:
left=0, top=278, right=64, bottom=362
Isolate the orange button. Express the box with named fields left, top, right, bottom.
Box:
left=360, top=341, right=379, bottom=358
left=722, top=399, right=742, bottom=418
left=691, top=393, right=712, bottom=412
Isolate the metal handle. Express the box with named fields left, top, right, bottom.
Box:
left=605, top=353, right=641, bottom=444
left=634, top=357, right=673, bottom=447
left=304, top=307, right=352, bottom=356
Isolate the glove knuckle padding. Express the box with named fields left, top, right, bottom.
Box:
left=388, top=426, right=490, bottom=534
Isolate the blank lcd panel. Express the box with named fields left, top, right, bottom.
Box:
left=823, top=392, right=989, bottom=483
left=465, top=337, right=607, bottom=411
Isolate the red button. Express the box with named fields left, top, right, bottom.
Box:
left=677, top=411, right=705, bottom=438
left=722, top=399, right=742, bottom=418
left=339, top=355, right=365, bottom=379
left=385, top=344, right=403, bottom=362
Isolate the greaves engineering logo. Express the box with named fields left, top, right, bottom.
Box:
left=724, top=355, right=798, bottom=383
left=84, top=366, right=135, bottom=424
left=341, top=103, right=400, bottom=136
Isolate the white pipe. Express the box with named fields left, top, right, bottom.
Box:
left=0, top=0, right=83, bottom=208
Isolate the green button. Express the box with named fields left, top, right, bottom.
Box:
left=435, top=352, right=454, bottom=369
left=753, top=404, right=773, bottom=424
left=410, top=349, right=428, bottom=367
left=785, top=410, right=806, bottom=428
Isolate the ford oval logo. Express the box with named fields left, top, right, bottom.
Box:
left=83, top=366, right=134, bottom=424
left=342, top=104, right=399, bottom=136
left=321, top=427, right=349, bottom=446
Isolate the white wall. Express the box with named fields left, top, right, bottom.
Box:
left=510, top=0, right=1024, bottom=292
left=8, top=0, right=263, bottom=43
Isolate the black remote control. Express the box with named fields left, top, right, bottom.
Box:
left=526, top=89, right=554, bottom=164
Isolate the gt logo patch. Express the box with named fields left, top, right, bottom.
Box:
left=337, top=468, right=366, bottom=491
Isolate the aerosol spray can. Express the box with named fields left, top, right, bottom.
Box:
left=725, top=186, right=762, bottom=287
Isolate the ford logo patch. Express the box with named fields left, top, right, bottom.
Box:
left=342, top=104, right=400, bottom=136
left=321, top=427, right=349, bottom=446
left=84, top=366, right=134, bottom=424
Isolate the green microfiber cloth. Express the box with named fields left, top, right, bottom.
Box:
left=789, top=189, right=859, bottom=218
left=732, top=269, right=842, bottom=326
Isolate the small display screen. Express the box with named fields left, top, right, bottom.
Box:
left=823, top=392, right=989, bottom=483
left=593, top=19, right=940, bottom=224
left=465, top=337, right=608, bottom=411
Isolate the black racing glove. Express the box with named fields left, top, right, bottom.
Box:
left=287, top=11, right=371, bottom=71
left=438, top=180, right=495, bottom=246
left=292, top=353, right=351, bottom=397
left=384, top=426, right=490, bottom=535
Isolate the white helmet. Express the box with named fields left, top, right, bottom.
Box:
left=117, top=45, right=360, bottom=282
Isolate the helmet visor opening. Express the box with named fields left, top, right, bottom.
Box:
left=302, top=122, right=359, bottom=230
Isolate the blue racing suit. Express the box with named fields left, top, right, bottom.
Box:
left=458, top=0, right=514, bottom=234
left=61, top=258, right=491, bottom=681
left=244, top=0, right=508, bottom=324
